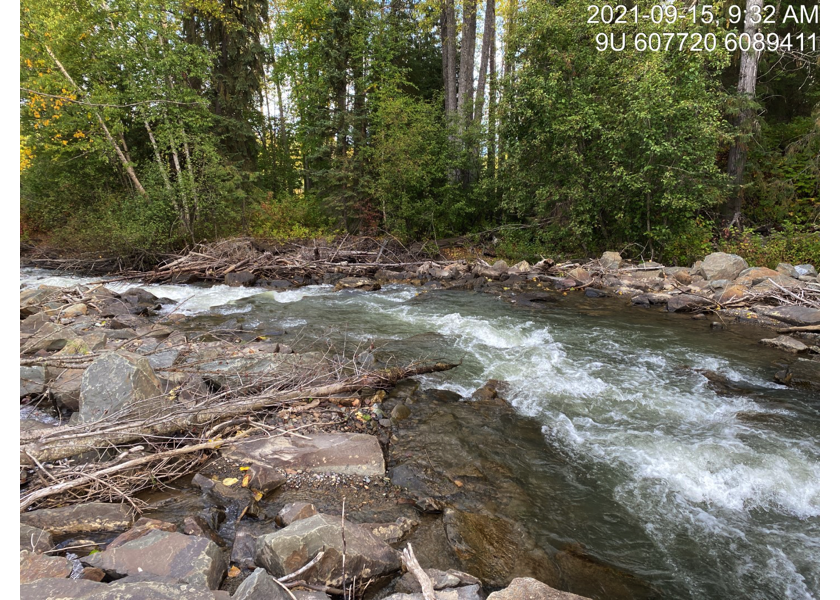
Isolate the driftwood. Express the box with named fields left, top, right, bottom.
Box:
left=401, top=543, right=436, bottom=600
left=21, top=361, right=458, bottom=465
left=20, top=439, right=225, bottom=511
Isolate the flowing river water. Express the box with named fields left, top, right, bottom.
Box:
left=21, top=269, right=820, bottom=599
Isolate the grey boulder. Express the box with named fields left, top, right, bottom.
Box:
left=79, top=351, right=164, bottom=423
left=698, top=253, right=748, bottom=281
left=83, top=529, right=225, bottom=589
left=255, top=513, right=401, bottom=588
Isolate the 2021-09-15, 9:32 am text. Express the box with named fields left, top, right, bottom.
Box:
left=589, top=3, right=818, bottom=52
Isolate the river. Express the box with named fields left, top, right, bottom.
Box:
left=20, top=269, right=820, bottom=599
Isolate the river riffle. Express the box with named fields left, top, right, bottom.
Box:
left=20, top=269, right=820, bottom=599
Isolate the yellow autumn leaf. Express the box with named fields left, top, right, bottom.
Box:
left=227, top=566, right=241, bottom=578
left=252, top=490, right=263, bottom=502
left=222, top=477, right=239, bottom=486
left=239, top=466, right=250, bottom=471
left=241, top=474, right=251, bottom=488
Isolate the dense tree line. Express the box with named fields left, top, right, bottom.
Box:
left=20, top=0, right=819, bottom=265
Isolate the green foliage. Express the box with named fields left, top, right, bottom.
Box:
left=247, top=191, right=333, bottom=240
left=368, top=91, right=457, bottom=238
left=20, top=0, right=819, bottom=268
left=718, top=223, right=820, bottom=271
left=742, top=113, right=820, bottom=227
left=499, top=0, right=730, bottom=259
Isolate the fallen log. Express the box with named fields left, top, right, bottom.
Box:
left=776, top=325, right=820, bottom=333
left=20, top=361, right=459, bottom=465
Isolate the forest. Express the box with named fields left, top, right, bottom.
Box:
left=20, top=0, right=820, bottom=267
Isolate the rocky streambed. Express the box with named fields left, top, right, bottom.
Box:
left=19, top=250, right=820, bottom=599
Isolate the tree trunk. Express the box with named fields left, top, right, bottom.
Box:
left=725, top=0, right=764, bottom=226
left=144, top=120, right=171, bottom=191
left=43, top=46, right=147, bottom=197
left=487, top=6, right=497, bottom=185
left=442, top=0, right=457, bottom=118
left=458, top=0, right=477, bottom=127
left=473, top=0, right=495, bottom=125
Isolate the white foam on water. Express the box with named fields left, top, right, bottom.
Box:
left=19, top=269, right=334, bottom=316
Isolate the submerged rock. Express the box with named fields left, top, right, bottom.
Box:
left=554, top=542, right=662, bottom=599
left=255, top=513, right=401, bottom=588
left=334, top=277, right=381, bottom=291
left=442, top=508, right=561, bottom=589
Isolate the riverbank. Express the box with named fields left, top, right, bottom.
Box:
left=22, top=237, right=822, bottom=384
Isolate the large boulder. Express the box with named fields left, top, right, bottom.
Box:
left=486, top=578, right=591, bottom=600
left=255, top=513, right=401, bottom=588
left=79, top=352, right=164, bottom=423
left=225, top=433, right=385, bottom=477
left=698, top=253, right=748, bottom=281
left=599, top=252, right=623, bottom=271
left=717, top=284, right=750, bottom=303
left=775, top=262, right=799, bottom=278
left=83, top=529, right=225, bottom=590
left=21, top=503, right=134, bottom=537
